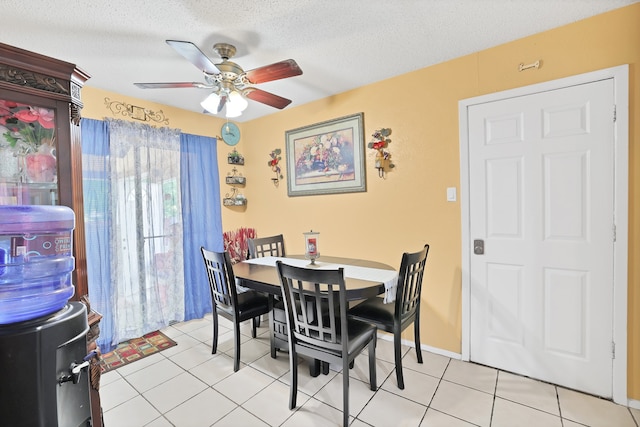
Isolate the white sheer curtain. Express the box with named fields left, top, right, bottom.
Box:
left=108, top=119, right=184, bottom=342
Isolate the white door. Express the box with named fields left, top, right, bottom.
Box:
left=467, top=79, right=615, bottom=397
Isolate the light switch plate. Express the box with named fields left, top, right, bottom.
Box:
left=447, top=187, right=457, bottom=202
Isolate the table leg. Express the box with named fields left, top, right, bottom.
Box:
left=322, top=361, right=330, bottom=375
left=309, top=359, right=321, bottom=377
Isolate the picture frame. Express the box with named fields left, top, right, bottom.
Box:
left=285, top=113, right=366, bottom=197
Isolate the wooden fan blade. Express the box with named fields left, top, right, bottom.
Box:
left=134, top=82, right=211, bottom=89
left=243, top=87, right=292, bottom=109
left=244, top=59, right=302, bottom=84
left=166, top=40, right=219, bottom=74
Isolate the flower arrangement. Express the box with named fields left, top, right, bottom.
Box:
left=368, top=127, right=394, bottom=177
left=295, top=134, right=347, bottom=176
left=0, top=100, right=56, bottom=155
left=268, top=148, right=283, bottom=184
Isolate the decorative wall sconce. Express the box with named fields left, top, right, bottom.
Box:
left=303, top=230, right=320, bottom=265
left=368, top=128, right=395, bottom=178
left=268, top=148, right=283, bottom=186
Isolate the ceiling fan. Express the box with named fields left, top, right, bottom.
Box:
left=134, top=40, right=303, bottom=117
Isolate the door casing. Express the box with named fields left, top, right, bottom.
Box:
left=458, top=65, right=629, bottom=404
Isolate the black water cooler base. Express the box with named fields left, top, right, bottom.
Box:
left=0, top=302, right=91, bottom=427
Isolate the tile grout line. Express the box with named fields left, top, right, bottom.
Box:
left=489, top=370, right=499, bottom=426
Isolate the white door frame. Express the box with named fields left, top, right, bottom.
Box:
left=458, top=65, right=629, bottom=404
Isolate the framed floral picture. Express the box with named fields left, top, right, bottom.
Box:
left=285, top=113, right=366, bottom=197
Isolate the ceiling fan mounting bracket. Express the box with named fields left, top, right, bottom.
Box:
left=213, top=43, right=236, bottom=60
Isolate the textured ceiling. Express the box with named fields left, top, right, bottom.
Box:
left=1, top=0, right=636, bottom=122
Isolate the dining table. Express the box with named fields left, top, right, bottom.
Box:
left=232, top=255, right=398, bottom=376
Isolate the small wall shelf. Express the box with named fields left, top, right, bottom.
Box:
left=223, top=197, right=247, bottom=206
left=223, top=187, right=247, bottom=206
left=227, top=149, right=244, bottom=165
left=225, top=168, right=246, bottom=185
left=224, top=152, right=246, bottom=207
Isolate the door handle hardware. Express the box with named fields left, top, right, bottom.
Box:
left=474, top=239, right=484, bottom=255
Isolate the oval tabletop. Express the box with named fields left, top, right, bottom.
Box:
left=233, top=255, right=395, bottom=301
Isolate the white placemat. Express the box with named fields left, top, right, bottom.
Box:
left=243, top=256, right=398, bottom=303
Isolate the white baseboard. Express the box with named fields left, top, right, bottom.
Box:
left=628, top=398, right=640, bottom=410
left=377, top=334, right=462, bottom=360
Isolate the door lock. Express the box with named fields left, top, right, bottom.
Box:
left=473, top=239, right=484, bottom=255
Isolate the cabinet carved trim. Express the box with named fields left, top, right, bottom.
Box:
left=70, top=102, right=82, bottom=126
left=0, top=64, right=69, bottom=95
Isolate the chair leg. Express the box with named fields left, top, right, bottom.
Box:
left=368, top=332, right=377, bottom=391
left=269, top=296, right=277, bottom=358
left=289, top=347, right=298, bottom=409
left=394, top=330, right=405, bottom=389
left=211, top=311, right=219, bottom=354
left=414, top=318, right=423, bottom=364
left=342, top=358, right=350, bottom=427
left=251, top=317, right=258, bottom=338
left=233, top=322, right=241, bottom=372
left=255, top=316, right=261, bottom=328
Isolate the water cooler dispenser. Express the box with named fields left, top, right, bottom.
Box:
left=0, top=206, right=92, bottom=427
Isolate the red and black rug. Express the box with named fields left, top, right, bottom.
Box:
left=100, top=330, right=177, bottom=373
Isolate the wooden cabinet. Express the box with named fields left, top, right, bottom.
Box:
left=0, top=42, right=90, bottom=300
left=0, top=42, right=103, bottom=426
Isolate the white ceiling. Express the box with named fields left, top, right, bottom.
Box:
left=1, top=0, right=636, bottom=122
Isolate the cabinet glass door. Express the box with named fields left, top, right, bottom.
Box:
left=0, top=98, right=58, bottom=205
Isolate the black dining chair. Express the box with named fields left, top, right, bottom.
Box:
left=248, top=234, right=286, bottom=259
left=248, top=234, right=288, bottom=357
left=200, top=247, right=271, bottom=372
left=348, top=244, right=429, bottom=389
left=276, top=261, right=377, bottom=427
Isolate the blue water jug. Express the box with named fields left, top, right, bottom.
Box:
left=0, top=205, right=76, bottom=324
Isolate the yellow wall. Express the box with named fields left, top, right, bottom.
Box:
left=80, top=4, right=640, bottom=399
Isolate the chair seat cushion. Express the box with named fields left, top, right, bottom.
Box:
left=236, top=290, right=270, bottom=320
left=348, top=296, right=395, bottom=330
left=345, top=318, right=377, bottom=353
left=297, top=317, right=376, bottom=356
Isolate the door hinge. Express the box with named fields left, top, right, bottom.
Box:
left=612, top=341, right=616, bottom=359
left=613, top=105, right=617, bottom=122
left=613, top=224, right=617, bottom=243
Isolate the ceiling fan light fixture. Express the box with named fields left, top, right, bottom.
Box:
left=200, top=92, right=221, bottom=114
left=223, top=90, right=248, bottom=117
left=228, top=90, right=248, bottom=112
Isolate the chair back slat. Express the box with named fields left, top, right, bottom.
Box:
left=277, top=262, right=346, bottom=353
left=201, top=247, right=238, bottom=311
left=248, top=234, right=286, bottom=258
left=396, top=245, right=429, bottom=319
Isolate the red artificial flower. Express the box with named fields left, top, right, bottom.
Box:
left=13, top=107, right=55, bottom=129
left=372, top=141, right=385, bottom=150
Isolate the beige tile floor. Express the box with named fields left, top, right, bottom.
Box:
left=100, top=314, right=640, bottom=427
